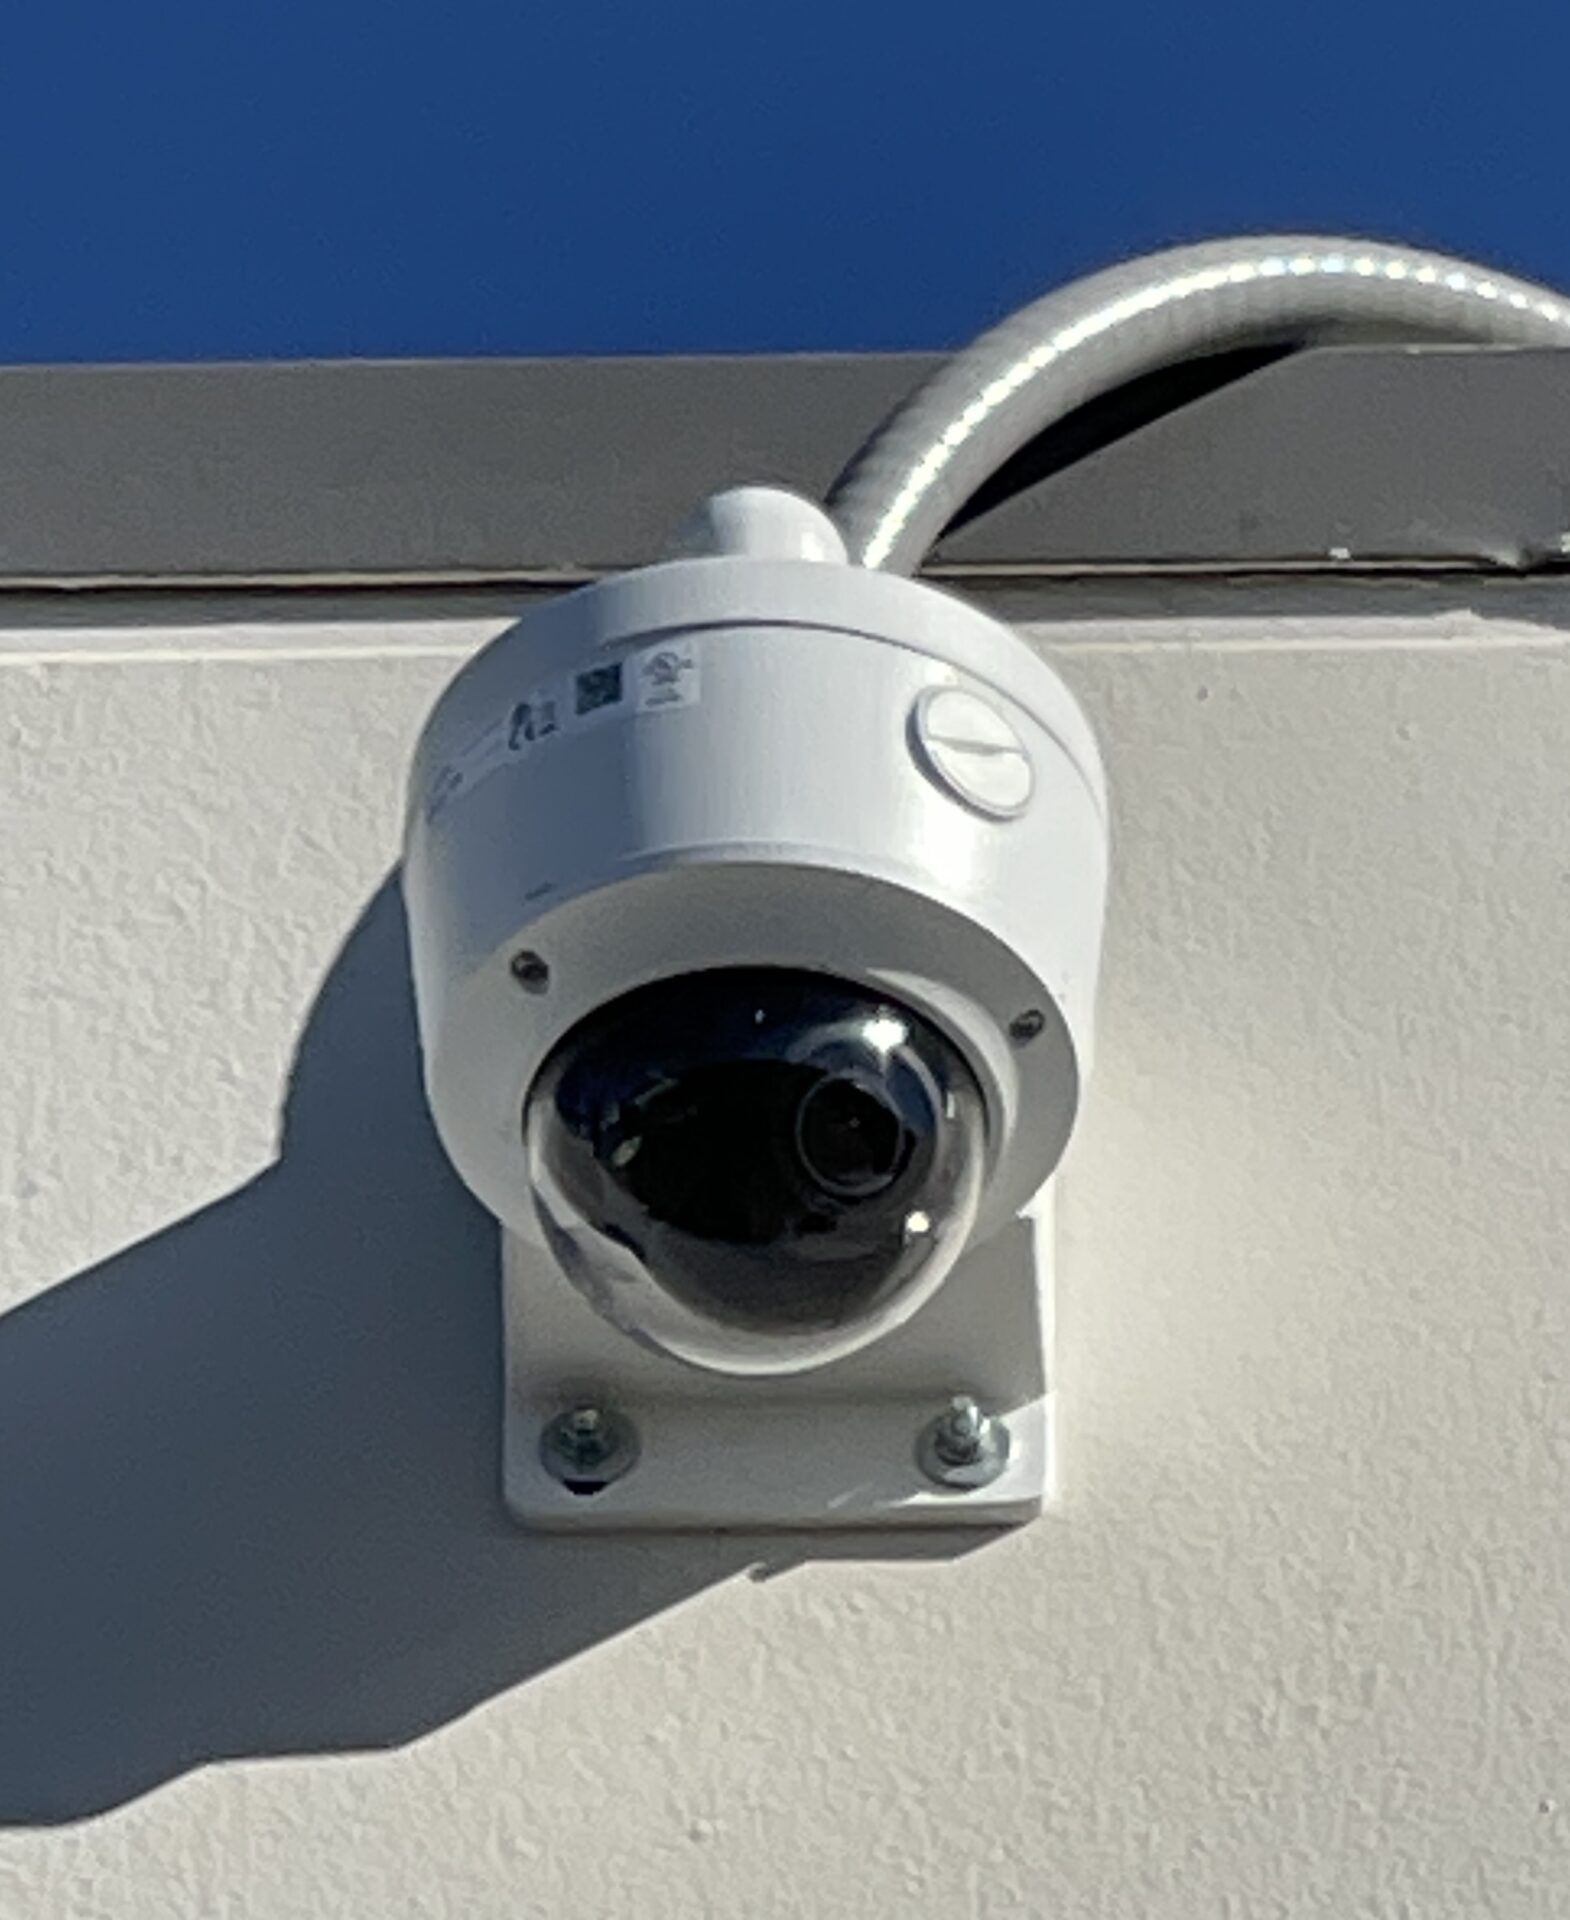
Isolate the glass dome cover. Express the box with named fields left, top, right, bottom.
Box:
left=524, top=967, right=989, bottom=1374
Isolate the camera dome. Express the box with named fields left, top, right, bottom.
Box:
left=524, top=967, right=988, bottom=1374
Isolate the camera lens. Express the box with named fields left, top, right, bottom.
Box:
left=524, top=967, right=988, bottom=1375
left=795, top=1077, right=908, bottom=1198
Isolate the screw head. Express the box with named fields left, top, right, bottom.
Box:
left=1008, top=1009, right=1046, bottom=1046
left=917, top=1393, right=1010, bottom=1491
left=540, top=1401, right=639, bottom=1495
left=511, top=950, right=550, bottom=992
left=912, top=686, right=1035, bottom=819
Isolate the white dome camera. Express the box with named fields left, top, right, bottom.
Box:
left=403, top=488, right=1107, bottom=1529
left=400, top=227, right=1570, bottom=1525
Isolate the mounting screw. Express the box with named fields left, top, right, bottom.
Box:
left=540, top=1401, right=639, bottom=1495
left=511, top=949, right=550, bottom=992
left=917, top=1393, right=1010, bottom=1491
left=1008, top=1008, right=1046, bottom=1046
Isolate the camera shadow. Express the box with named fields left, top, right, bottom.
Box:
left=0, top=877, right=993, bottom=1827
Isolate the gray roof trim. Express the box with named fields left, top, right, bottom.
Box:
left=0, top=346, right=1567, bottom=587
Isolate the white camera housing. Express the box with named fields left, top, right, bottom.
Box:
left=403, top=490, right=1108, bottom=1529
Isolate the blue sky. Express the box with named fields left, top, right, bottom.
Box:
left=4, top=0, right=1568, bottom=363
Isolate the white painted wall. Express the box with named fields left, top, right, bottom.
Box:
left=1, top=580, right=1567, bottom=1915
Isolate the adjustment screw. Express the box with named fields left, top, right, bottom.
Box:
left=917, top=1393, right=1010, bottom=1491
left=511, top=950, right=550, bottom=992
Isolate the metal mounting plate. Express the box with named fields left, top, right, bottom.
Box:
left=501, top=1194, right=1054, bottom=1532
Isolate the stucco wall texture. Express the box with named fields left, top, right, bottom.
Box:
left=0, top=580, right=1567, bottom=1916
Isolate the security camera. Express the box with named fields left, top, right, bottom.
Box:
left=400, top=225, right=1570, bottom=1525
left=403, top=488, right=1108, bottom=1528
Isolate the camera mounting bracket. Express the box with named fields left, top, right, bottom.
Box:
left=500, top=1187, right=1054, bottom=1531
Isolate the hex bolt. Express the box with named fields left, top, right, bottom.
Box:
left=935, top=1394, right=984, bottom=1461
left=917, top=1393, right=1010, bottom=1491
left=565, top=1405, right=609, bottom=1460
left=540, top=1400, right=639, bottom=1494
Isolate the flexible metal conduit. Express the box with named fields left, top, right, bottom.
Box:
left=827, top=235, right=1570, bottom=576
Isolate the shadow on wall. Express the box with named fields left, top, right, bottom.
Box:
left=0, top=878, right=988, bottom=1827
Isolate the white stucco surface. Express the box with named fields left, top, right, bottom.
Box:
left=1, top=580, right=1567, bottom=1915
